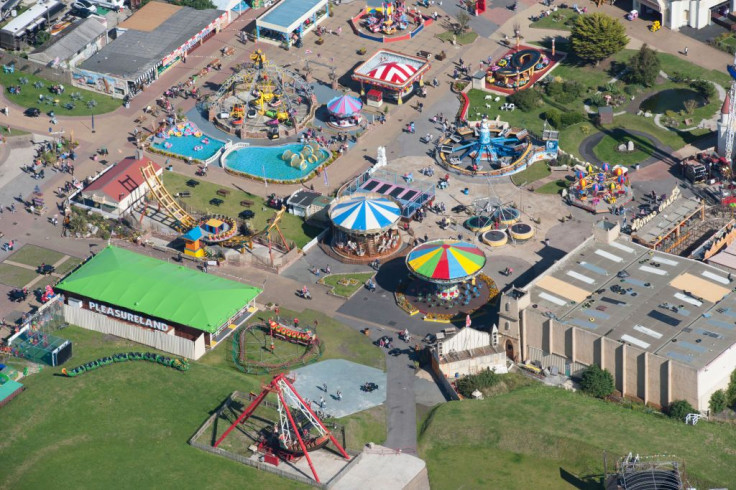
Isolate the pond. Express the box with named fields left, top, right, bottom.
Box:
left=639, top=88, right=706, bottom=114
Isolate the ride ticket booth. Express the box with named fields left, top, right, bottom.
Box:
left=366, top=89, right=383, bottom=108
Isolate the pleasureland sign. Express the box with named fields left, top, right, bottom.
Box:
left=88, top=301, right=170, bottom=332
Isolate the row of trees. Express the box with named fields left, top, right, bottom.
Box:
left=709, top=369, right=736, bottom=414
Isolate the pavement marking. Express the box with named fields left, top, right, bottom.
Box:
left=538, top=291, right=566, bottom=306
left=652, top=256, right=679, bottom=266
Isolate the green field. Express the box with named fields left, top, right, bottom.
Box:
left=162, top=172, right=324, bottom=248
left=510, top=161, right=550, bottom=186
left=320, top=272, right=374, bottom=298
left=7, top=244, right=65, bottom=267
left=536, top=179, right=568, bottom=194
left=0, top=311, right=386, bottom=488
left=530, top=8, right=580, bottom=31
left=436, top=30, right=478, bottom=45
left=54, top=256, right=84, bottom=276
left=0, top=68, right=120, bottom=116
left=419, top=385, right=736, bottom=489
left=0, top=263, right=39, bottom=288
left=592, top=131, right=652, bottom=166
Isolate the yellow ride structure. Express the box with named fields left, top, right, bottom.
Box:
left=140, top=162, right=197, bottom=231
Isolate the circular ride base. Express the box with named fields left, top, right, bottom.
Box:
left=234, top=323, right=322, bottom=374
left=322, top=232, right=404, bottom=264
left=207, top=62, right=314, bottom=139
left=481, top=229, right=508, bottom=247
left=399, top=274, right=498, bottom=321
left=200, top=215, right=238, bottom=244
left=326, top=115, right=364, bottom=131
left=350, top=9, right=433, bottom=43
left=465, top=215, right=494, bottom=233
left=509, top=222, right=535, bottom=242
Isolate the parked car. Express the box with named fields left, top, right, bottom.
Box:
left=24, top=107, right=41, bottom=117
left=71, top=0, right=96, bottom=15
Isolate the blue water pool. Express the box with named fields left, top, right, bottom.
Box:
left=152, top=131, right=225, bottom=161
left=223, top=143, right=331, bottom=181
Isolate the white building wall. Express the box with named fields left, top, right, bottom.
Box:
left=697, top=343, right=736, bottom=411
left=440, top=353, right=508, bottom=378
left=63, top=304, right=206, bottom=359
left=439, top=327, right=491, bottom=354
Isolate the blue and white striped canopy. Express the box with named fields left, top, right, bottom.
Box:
left=330, top=196, right=401, bottom=233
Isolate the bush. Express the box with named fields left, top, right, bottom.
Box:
left=589, top=92, right=606, bottom=107
left=508, top=89, right=541, bottom=112
left=667, top=400, right=696, bottom=420
left=456, top=369, right=501, bottom=398
left=579, top=364, right=614, bottom=398
left=624, top=84, right=641, bottom=97
left=690, top=79, right=716, bottom=102
left=560, top=111, right=586, bottom=127
left=546, top=81, right=584, bottom=104
left=543, top=109, right=562, bottom=128
left=710, top=389, right=727, bottom=414
left=726, top=368, right=736, bottom=408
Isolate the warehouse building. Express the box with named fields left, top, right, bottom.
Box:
left=499, top=220, right=736, bottom=412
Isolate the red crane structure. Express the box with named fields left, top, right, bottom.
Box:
left=214, top=373, right=350, bottom=483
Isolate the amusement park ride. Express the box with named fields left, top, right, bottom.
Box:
left=724, top=54, right=736, bottom=164
left=139, top=162, right=291, bottom=255
left=214, top=373, right=350, bottom=483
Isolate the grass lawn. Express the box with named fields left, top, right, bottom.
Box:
left=243, top=308, right=385, bottom=370
left=7, top=244, right=65, bottom=267
left=0, top=263, right=39, bottom=288
left=0, top=327, right=307, bottom=490
left=536, top=179, right=568, bottom=194
left=510, top=161, right=550, bottom=186
left=436, top=30, right=478, bottom=45
left=592, top=130, right=653, bottom=166
left=162, top=172, right=324, bottom=248
left=418, top=385, right=736, bottom=489
left=320, top=272, right=374, bottom=298
left=32, top=274, right=58, bottom=292
left=530, top=8, right=580, bottom=30
left=558, top=122, right=596, bottom=161
left=0, top=68, right=120, bottom=116
left=465, top=89, right=547, bottom=134
left=54, top=256, right=84, bottom=276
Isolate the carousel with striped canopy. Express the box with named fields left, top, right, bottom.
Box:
left=405, top=239, right=487, bottom=303
left=328, top=194, right=402, bottom=261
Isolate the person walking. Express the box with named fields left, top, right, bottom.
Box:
left=336, top=390, right=342, bottom=401
left=683, top=46, right=689, bottom=56
left=323, top=382, right=328, bottom=392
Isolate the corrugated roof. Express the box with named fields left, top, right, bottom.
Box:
left=82, top=157, right=160, bottom=204
left=56, top=246, right=262, bottom=333
left=80, top=6, right=224, bottom=80
left=30, top=17, right=107, bottom=64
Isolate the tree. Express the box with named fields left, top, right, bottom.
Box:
left=454, top=11, right=471, bottom=34
left=625, top=44, right=660, bottom=87
left=570, top=13, right=629, bottom=65
left=726, top=368, right=736, bottom=408
left=710, top=389, right=727, bottom=414
left=667, top=400, right=696, bottom=420
left=690, top=79, right=716, bottom=103
left=508, top=89, right=541, bottom=112
left=579, top=364, right=614, bottom=398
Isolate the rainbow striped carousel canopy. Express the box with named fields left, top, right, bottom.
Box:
left=329, top=195, right=401, bottom=234
left=406, top=240, right=486, bottom=283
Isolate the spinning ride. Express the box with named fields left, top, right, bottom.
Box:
left=214, top=373, right=349, bottom=484
left=329, top=194, right=402, bottom=260
left=406, top=240, right=486, bottom=301
left=568, top=163, right=633, bottom=213
left=205, top=50, right=314, bottom=138
left=437, top=117, right=533, bottom=177
left=326, top=94, right=364, bottom=129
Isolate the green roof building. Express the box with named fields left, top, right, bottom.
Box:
left=56, top=246, right=261, bottom=356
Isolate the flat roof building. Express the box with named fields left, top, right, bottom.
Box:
left=73, top=1, right=227, bottom=98
left=0, top=0, right=65, bottom=50
left=499, top=220, right=736, bottom=411
left=29, top=17, right=109, bottom=69
left=255, top=0, right=328, bottom=46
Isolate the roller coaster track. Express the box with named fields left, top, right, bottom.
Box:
left=140, top=162, right=197, bottom=231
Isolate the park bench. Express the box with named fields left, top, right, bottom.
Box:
left=240, top=199, right=254, bottom=207
left=216, top=188, right=231, bottom=197
left=176, top=191, right=191, bottom=198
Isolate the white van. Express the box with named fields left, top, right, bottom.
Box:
left=87, top=0, right=123, bottom=11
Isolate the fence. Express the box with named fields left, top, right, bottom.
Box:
left=0, top=52, right=71, bottom=84
left=188, top=390, right=360, bottom=488
left=527, top=346, right=586, bottom=377
left=63, top=305, right=206, bottom=359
